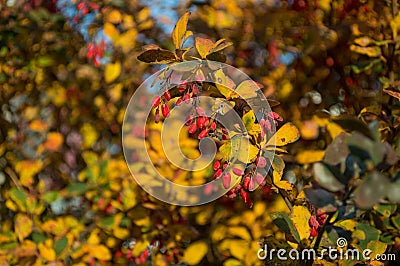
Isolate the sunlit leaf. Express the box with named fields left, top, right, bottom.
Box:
left=267, top=123, right=300, bottom=147
left=295, top=150, right=325, bottom=164
left=172, top=11, right=191, bottom=49
left=195, top=37, right=214, bottom=58
left=182, top=240, right=208, bottom=265
left=15, top=214, right=33, bottom=242
left=233, top=80, right=258, bottom=99
left=242, top=110, right=261, bottom=136
left=104, top=61, right=121, bottom=84
left=350, top=44, right=381, bottom=57
left=290, top=206, right=311, bottom=240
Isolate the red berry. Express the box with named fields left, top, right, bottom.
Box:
left=210, top=122, right=217, bottom=130
left=77, top=2, right=85, bottom=10
left=222, top=173, right=231, bottom=189
left=309, top=216, right=320, bottom=228
left=185, top=114, right=194, bottom=126
left=196, top=107, right=205, bottom=115
left=188, top=123, right=197, bottom=134
left=214, top=169, right=223, bottom=179
left=192, top=84, right=199, bottom=95
left=82, top=7, right=88, bottom=15
left=256, top=156, right=267, bottom=168
left=254, top=173, right=265, bottom=185
left=232, top=168, right=244, bottom=176
left=152, top=96, right=161, bottom=107
left=239, top=189, right=253, bottom=208
left=161, top=104, right=169, bottom=117
left=222, top=134, right=229, bottom=140
left=204, top=183, right=213, bottom=195
left=183, top=93, right=190, bottom=103
left=199, top=129, right=208, bottom=139
left=163, top=90, right=171, bottom=101
left=198, top=116, right=206, bottom=128
left=213, top=160, right=221, bottom=171
left=176, top=97, right=183, bottom=106
left=178, top=83, right=186, bottom=92
left=243, top=176, right=251, bottom=190
left=248, top=178, right=255, bottom=191
left=326, top=57, right=334, bottom=67
left=223, top=163, right=228, bottom=169
left=310, top=226, right=318, bottom=237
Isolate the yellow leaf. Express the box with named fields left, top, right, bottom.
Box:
left=182, top=241, right=208, bottom=265
left=91, top=245, right=111, bottom=261
left=104, top=61, right=121, bottom=84
left=268, top=122, right=300, bottom=147
left=15, top=160, right=43, bottom=187
left=295, top=150, right=325, bottom=164
left=172, top=11, right=191, bottom=49
left=242, top=110, right=261, bottom=136
left=137, top=7, right=150, bottom=22
left=44, top=132, right=63, bottom=151
left=115, top=29, right=137, bottom=53
left=290, top=206, right=311, bottom=240
left=87, top=229, right=101, bottom=245
left=132, top=240, right=148, bottom=257
left=104, top=22, right=119, bottom=42
left=218, top=136, right=259, bottom=163
left=273, top=170, right=292, bottom=190
left=233, top=80, right=258, bottom=99
left=228, top=226, right=251, bottom=240
left=350, top=45, right=381, bottom=57
left=15, top=214, right=33, bottom=242
left=113, top=227, right=129, bottom=240
left=195, top=37, right=214, bottom=58
left=215, top=69, right=236, bottom=99
left=107, top=10, right=122, bottom=24
left=326, top=122, right=344, bottom=139
left=80, top=123, right=98, bottom=149
left=223, top=258, right=242, bottom=266
left=367, top=240, right=387, bottom=259
left=227, top=239, right=248, bottom=260
left=38, top=242, right=56, bottom=261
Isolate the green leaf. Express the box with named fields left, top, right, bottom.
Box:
left=54, top=236, right=68, bottom=256
left=270, top=212, right=301, bottom=243
left=9, top=188, right=27, bottom=209
left=67, top=183, right=89, bottom=194
left=37, top=56, right=55, bottom=67
left=99, top=217, right=115, bottom=229
left=41, top=191, right=59, bottom=203
left=32, top=232, right=46, bottom=244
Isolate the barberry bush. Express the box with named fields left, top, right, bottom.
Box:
left=0, top=0, right=399, bottom=266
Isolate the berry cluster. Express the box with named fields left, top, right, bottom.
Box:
left=86, top=40, right=107, bottom=67
left=309, top=209, right=328, bottom=237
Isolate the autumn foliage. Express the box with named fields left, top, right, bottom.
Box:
left=0, top=0, right=400, bottom=265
